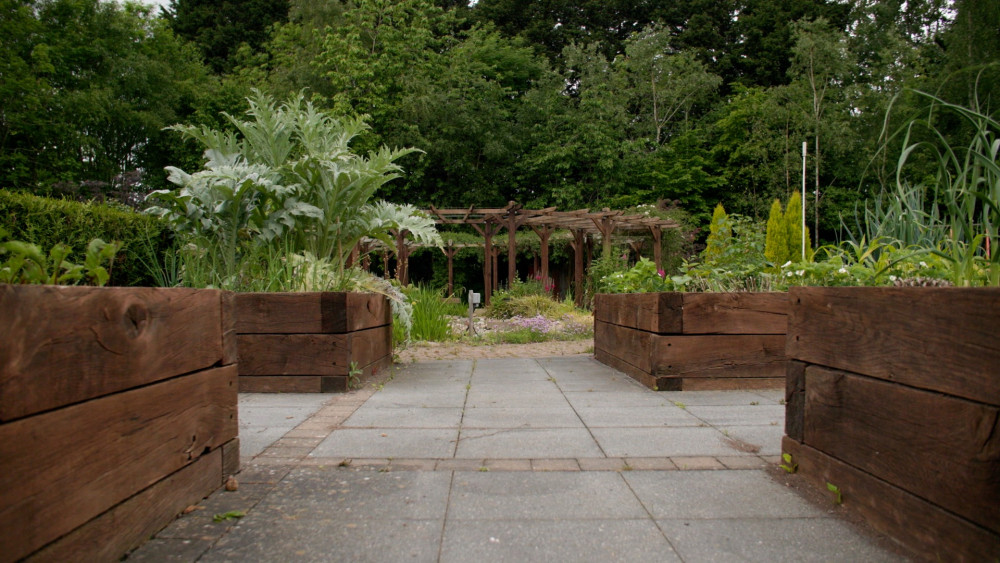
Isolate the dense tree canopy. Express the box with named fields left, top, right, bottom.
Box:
left=3, top=0, right=998, bottom=243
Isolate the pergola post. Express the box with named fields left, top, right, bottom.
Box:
left=650, top=225, right=663, bottom=272
left=443, top=243, right=458, bottom=296
left=531, top=225, right=553, bottom=293
left=571, top=228, right=585, bottom=307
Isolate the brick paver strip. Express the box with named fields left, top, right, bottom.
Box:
left=531, top=458, right=581, bottom=471
left=672, top=456, right=725, bottom=470
left=625, top=457, right=678, bottom=470
left=389, top=458, right=438, bottom=471
left=257, top=446, right=314, bottom=459
left=577, top=457, right=629, bottom=471
left=436, top=458, right=487, bottom=471
left=717, top=455, right=770, bottom=469
left=483, top=458, right=532, bottom=471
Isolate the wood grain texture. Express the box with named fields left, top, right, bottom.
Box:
left=593, top=348, right=670, bottom=390
left=787, top=287, right=1000, bottom=405
left=785, top=360, right=806, bottom=443
left=653, top=334, right=786, bottom=378
left=24, top=448, right=222, bottom=563
left=237, top=326, right=391, bottom=377
left=0, top=285, right=225, bottom=421
left=220, top=291, right=238, bottom=366
left=803, top=366, right=1000, bottom=534
left=234, top=292, right=390, bottom=334
left=783, top=437, right=1000, bottom=562
left=222, top=438, right=240, bottom=478
left=593, top=293, right=682, bottom=333
left=238, top=375, right=330, bottom=393
left=675, top=377, right=783, bottom=390
left=594, top=320, right=656, bottom=373
left=680, top=292, right=788, bottom=334
left=0, top=365, right=237, bottom=561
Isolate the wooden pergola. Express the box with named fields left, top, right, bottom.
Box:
left=423, top=202, right=680, bottom=306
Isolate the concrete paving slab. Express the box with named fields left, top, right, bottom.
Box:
left=239, top=427, right=289, bottom=461
left=657, top=518, right=908, bottom=562
left=201, top=518, right=444, bottom=563
left=342, top=406, right=465, bottom=428
left=718, top=424, right=785, bottom=455
left=125, top=538, right=216, bottom=562
left=460, top=406, right=583, bottom=428
left=456, top=428, right=604, bottom=458
left=624, top=470, right=825, bottom=519
left=448, top=472, right=647, bottom=520
left=312, top=428, right=459, bottom=458
left=254, top=467, right=452, bottom=520
left=591, top=426, right=737, bottom=458
left=657, top=390, right=783, bottom=406
left=574, top=406, right=704, bottom=428
left=440, top=519, right=681, bottom=563
left=563, top=390, right=674, bottom=408
left=685, top=404, right=785, bottom=426
left=465, top=391, right=568, bottom=409
left=363, top=390, right=468, bottom=408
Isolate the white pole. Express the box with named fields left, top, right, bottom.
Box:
left=802, top=141, right=807, bottom=261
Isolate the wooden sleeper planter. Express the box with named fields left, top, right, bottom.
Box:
left=783, top=287, right=1000, bottom=560
left=235, top=292, right=392, bottom=393
left=593, top=292, right=788, bottom=390
left=0, top=285, right=238, bottom=562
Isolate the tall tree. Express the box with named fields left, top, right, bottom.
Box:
left=167, top=0, right=289, bottom=73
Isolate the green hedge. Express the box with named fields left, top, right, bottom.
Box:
left=0, top=190, right=173, bottom=287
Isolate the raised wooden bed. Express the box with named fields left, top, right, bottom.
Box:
left=235, top=292, right=392, bottom=392
left=593, top=292, right=788, bottom=390
left=783, top=287, right=1000, bottom=560
left=0, top=285, right=238, bottom=562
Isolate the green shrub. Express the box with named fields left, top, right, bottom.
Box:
left=764, top=198, right=789, bottom=268
left=0, top=189, right=172, bottom=286
left=703, top=203, right=732, bottom=262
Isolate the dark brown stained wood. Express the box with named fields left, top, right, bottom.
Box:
left=787, top=287, right=1000, bottom=405
left=346, top=325, right=392, bottom=367
left=594, top=321, right=656, bottom=373
left=783, top=437, right=1000, bottom=561
left=594, top=293, right=683, bottom=334
left=785, top=360, right=806, bottom=443
left=681, top=292, right=788, bottom=334
left=25, top=448, right=222, bottom=563
left=234, top=292, right=390, bottom=334
left=0, top=285, right=225, bottom=422
left=220, top=291, right=238, bottom=365
left=593, top=348, right=670, bottom=390
left=238, top=334, right=351, bottom=376
left=674, top=377, right=783, bottom=391
left=803, top=366, right=1000, bottom=534
left=238, top=325, right=392, bottom=377
left=222, top=438, right=240, bottom=478
left=0, top=365, right=237, bottom=562
left=239, top=375, right=325, bottom=393
left=653, top=334, right=786, bottom=378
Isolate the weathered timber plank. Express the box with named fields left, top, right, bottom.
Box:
left=593, top=293, right=682, bottom=333
left=220, top=291, right=238, bottom=366
left=673, top=377, right=783, bottom=391
left=593, top=348, right=670, bottom=390
left=680, top=292, right=788, bottom=334
left=0, top=285, right=225, bottom=421
left=237, top=334, right=350, bottom=376
left=239, top=375, right=324, bottom=393
left=803, top=366, right=1000, bottom=534
left=653, top=334, right=786, bottom=378
left=222, top=438, right=240, bottom=478
left=787, top=287, right=1000, bottom=405
left=594, top=321, right=656, bottom=373
left=783, top=437, right=1000, bottom=561
left=25, top=448, right=222, bottom=563
left=0, top=365, right=237, bottom=561
left=346, top=325, right=392, bottom=368
left=234, top=292, right=390, bottom=334
left=785, top=360, right=806, bottom=443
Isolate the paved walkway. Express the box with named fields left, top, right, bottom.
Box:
left=128, top=356, right=907, bottom=562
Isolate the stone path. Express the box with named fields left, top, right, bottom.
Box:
left=128, top=356, right=908, bottom=562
